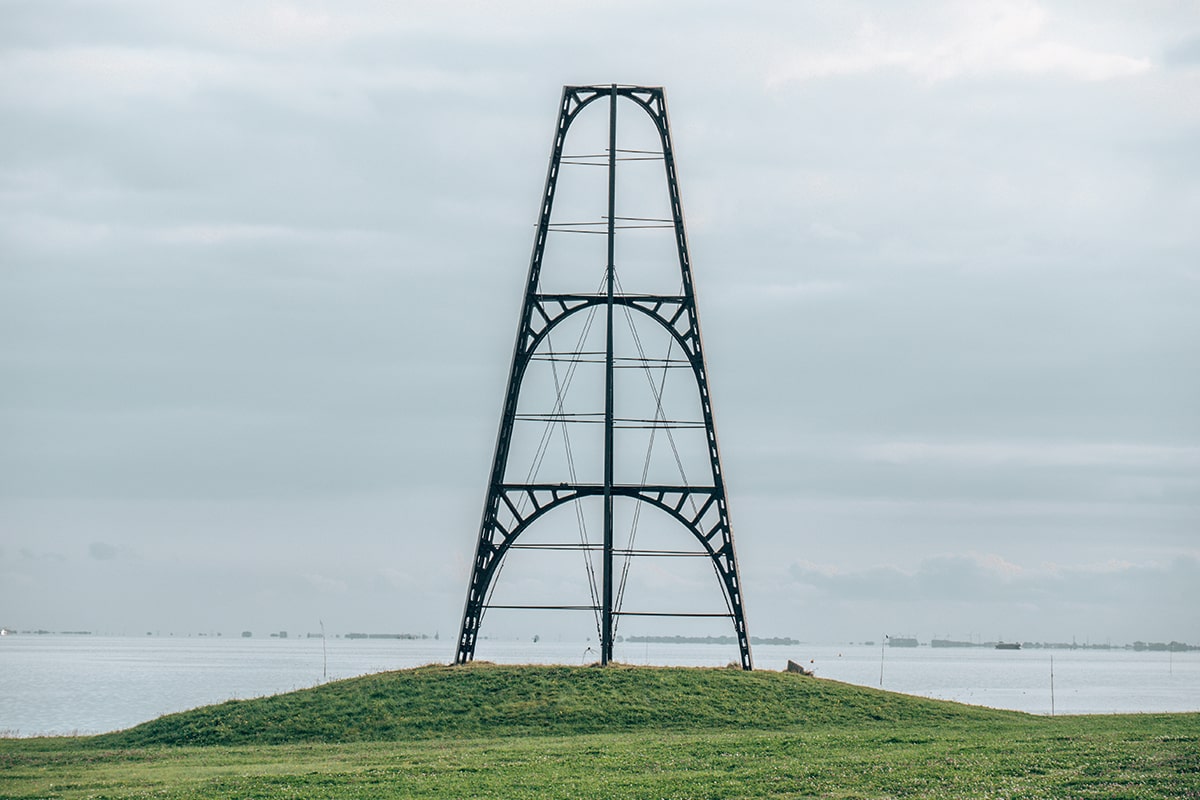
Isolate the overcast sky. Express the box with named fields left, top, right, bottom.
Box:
left=2, top=1, right=1198, bottom=655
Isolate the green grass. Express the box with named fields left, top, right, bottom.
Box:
left=94, top=663, right=1012, bottom=747
left=2, top=664, right=1197, bottom=799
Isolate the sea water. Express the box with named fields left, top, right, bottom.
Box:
left=2, top=635, right=1196, bottom=736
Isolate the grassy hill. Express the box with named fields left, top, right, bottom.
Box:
left=3, top=664, right=1197, bottom=799
left=95, top=662, right=1020, bottom=747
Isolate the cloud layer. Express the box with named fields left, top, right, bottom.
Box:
left=2, top=1, right=1197, bottom=645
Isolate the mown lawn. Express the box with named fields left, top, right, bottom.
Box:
left=2, top=665, right=1197, bottom=799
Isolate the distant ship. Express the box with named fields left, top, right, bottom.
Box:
left=888, top=637, right=919, bottom=648
left=995, top=641, right=1022, bottom=650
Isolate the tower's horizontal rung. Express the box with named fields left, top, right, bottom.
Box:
left=515, top=412, right=604, bottom=418
left=528, top=356, right=690, bottom=366
left=613, top=364, right=691, bottom=370
left=615, top=424, right=706, bottom=430
left=483, top=604, right=600, bottom=612
left=545, top=225, right=673, bottom=232
left=547, top=225, right=676, bottom=231
left=617, top=419, right=705, bottom=427
left=612, top=611, right=736, bottom=618
left=557, top=154, right=665, bottom=162
left=530, top=357, right=605, bottom=364
left=514, top=416, right=705, bottom=428
left=500, top=483, right=718, bottom=493
left=614, top=356, right=690, bottom=363
left=509, top=543, right=603, bottom=551
left=506, top=544, right=710, bottom=558
left=535, top=292, right=687, bottom=302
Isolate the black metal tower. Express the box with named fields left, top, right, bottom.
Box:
left=455, top=85, right=751, bottom=670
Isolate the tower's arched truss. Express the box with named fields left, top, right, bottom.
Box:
left=455, top=85, right=752, bottom=669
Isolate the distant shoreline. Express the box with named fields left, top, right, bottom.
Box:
left=3, top=629, right=1197, bottom=652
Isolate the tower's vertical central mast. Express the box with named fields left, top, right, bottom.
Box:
left=601, top=85, right=617, bottom=666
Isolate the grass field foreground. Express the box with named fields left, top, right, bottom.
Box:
left=2, top=664, right=1197, bottom=799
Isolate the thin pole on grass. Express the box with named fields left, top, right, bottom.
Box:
left=320, top=619, right=328, bottom=682
left=1050, top=655, right=1055, bottom=717
left=880, top=635, right=887, bottom=687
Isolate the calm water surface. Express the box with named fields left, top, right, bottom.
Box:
left=2, top=635, right=1196, bottom=736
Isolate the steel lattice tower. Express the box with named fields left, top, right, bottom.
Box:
left=455, top=85, right=752, bottom=670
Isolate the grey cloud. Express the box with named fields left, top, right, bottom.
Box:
left=15, top=547, right=66, bottom=563
left=785, top=555, right=1200, bottom=641
left=1164, top=36, right=1200, bottom=67
left=88, top=541, right=118, bottom=560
